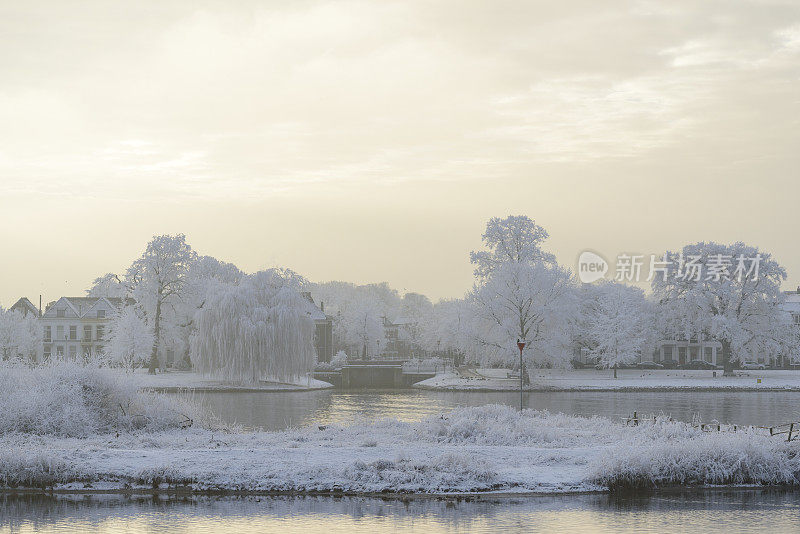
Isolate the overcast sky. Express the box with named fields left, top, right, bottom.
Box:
left=1, top=0, right=799, bottom=305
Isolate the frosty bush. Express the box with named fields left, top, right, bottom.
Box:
left=331, top=350, right=348, bottom=368
left=592, top=432, right=800, bottom=490
left=0, top=449, right=75, bottom=488
left=0, top=361, right=205, bottom=437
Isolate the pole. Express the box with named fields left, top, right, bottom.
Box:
left=517, top=340, right=526, bottom=411
left=519, top=345, right=523, bottom=411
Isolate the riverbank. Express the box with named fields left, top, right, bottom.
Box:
left=132, top=369, right=334, bottom=392
left=3, top=404, right=798, bottom=495
left=3, top=364, right=799, bottom=497
left=414, top=369, right=800, bottom=392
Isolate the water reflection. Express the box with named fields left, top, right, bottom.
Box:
left=1, top=490, right=799, bottom=534
left=185, top=389, right=800, bottom=431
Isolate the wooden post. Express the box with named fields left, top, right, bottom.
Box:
left=633, top=411, right=638, bottom=427
left=788, top=423, right=794, bottom=442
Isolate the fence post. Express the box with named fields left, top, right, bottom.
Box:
left=788, top=423, right=794, bottom=442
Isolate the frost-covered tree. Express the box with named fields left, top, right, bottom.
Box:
left=340, top=300, right=386, bottom=359
left=586, top=282, right=652, bottom=377
left=470, top=261, right=576, bottom=370
left=652, top=241, right=795, bottom=376
left=309, top=281, right=402, bottom=358
left=469, top=215, right=556, bottom=280
left=86, top=273, right=128, bottom=298
left=419, top=298, right=472, bottom=363
left=190, top=269, right=317, bottom=384
left=396, top=292, right=433, bottom=357
left=126, top=235, right=198, bottom=374
left=168, top=255, right=244, bottom=367
left=0, top=308, right=41, bottom=361
left=468, top=216, right=576, bottom=373
left=107, top=306, right=153, bottom=372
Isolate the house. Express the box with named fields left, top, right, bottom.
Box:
left=301, top=292, right=334, bottom=363
left=40, top=297, right=131, bottom=361
left=9, top=297, right=40, bottom=318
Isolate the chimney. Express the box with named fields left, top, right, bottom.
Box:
left=321, top=301, right=325, bottom=312
left=39, top=295, right=42, bottom=317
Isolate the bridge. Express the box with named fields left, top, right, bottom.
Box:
left=313, top=360, right=437, bottom=389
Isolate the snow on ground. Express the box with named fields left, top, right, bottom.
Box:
left=130, top=368, right=333, bottom=392
left=415, top=369, right=800, bottom=391
left=2, top=363, right=799, bottom=495
left=2, top=404, right=797, bottom=495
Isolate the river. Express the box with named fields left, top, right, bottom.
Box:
left=2, top=490, right=799, bottom=533
left=183, top=388, right=800, bottom=430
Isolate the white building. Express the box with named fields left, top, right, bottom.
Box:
left=41, top=297, right=131, bottom=361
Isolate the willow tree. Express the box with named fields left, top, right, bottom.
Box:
left=190, top=269, right=317, bottom=384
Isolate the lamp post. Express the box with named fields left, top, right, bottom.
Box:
left=517, top=339, right=526, bottom=411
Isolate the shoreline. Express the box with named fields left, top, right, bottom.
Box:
left=144, top=384, right=333, bottom=393
left=413, top=384, right=800, bottom=392
left=412, top=369, right=800, bottom=393
left=0, top=484, right=792, bottom=499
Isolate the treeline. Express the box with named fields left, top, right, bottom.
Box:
left=2, top=215, right=797, bottom=381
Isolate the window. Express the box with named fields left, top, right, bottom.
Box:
left=44, top=326, right=51, bottom=342
left=56, top=325, right=64, bottom=340
left=97, top=309, right=105, bottom=318
left=56, top=346, right=64, bottom=357
left=43, top=346, right=52, bottom=360
left=96, top=325, right=105, bottom=340
left=68, top=346, right=77, bottom=359
left=69, top=326, right=77, bottom=340
left=56, top=308, right=65, bottom=318
left=84, top=325, right=92, bottom=341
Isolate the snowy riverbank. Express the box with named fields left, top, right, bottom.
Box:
left=2, top=363, right=799, bottom=496
left=414, top=369, right=800, bottom=392
left=3, top=404, right=799, bottom=495
left=131, top=368, right=334, bottom=392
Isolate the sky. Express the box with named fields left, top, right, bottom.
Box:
left=1, top=0, right=800, bottom=307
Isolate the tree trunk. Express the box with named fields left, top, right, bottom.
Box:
left=722, top=339, right=734, bottom=377
left=613, top=364, right=617, bottom=379
left=148, top=297, right=161, bottom=374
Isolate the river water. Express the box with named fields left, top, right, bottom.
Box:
left=185, top=389, right=800, bottom=430
left=2, top=490, right=800, bottom=533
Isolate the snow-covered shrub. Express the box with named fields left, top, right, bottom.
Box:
left=0, top=361, right=206, bottom=437
left=340, top=452, right=497, bottom=493
left=0, top=449, right=76, bottom=488
left=591, top=431, right=800, bottom=490
left=331, top=350, right=348, bottom=368
left=422, top=405, right=617, bottom=447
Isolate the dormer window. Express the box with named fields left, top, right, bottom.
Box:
left=97, top=309, right=106, bottom=318
left=56, top=308, right=65, bottom=318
